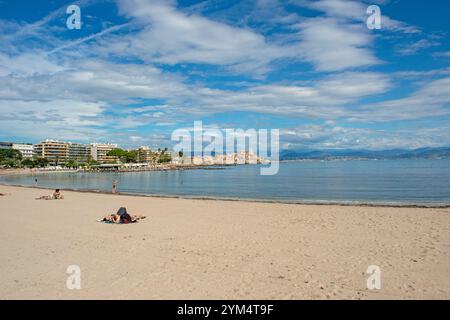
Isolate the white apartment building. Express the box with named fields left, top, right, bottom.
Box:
left=13, top=143, right=34, bottom=159
left=0, top=142, right=34, bottom=159
left=89, top=143, right=118, bottom=163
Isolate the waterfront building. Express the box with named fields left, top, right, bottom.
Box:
left=34, top=140, right=69, bottom=164
left=89, top=143, right=118, bottom=163
left=13, top=143, right=34, bottom=159
left=0, top=142, right=13, bottom=150
left=0, top=142, right=34, bottom=159
left=137, top=146, right=156, bottom=163
left=68, top=142, right=88, bottom=163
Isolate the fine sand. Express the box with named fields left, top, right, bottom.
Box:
left=0, top=185, right=449, bottom=299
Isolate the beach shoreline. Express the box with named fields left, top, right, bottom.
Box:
left=1, top=182, right=450, bottom=209
left=0, top=184, right=449, bottom=299
left=1, top=182, right=449, bottom=208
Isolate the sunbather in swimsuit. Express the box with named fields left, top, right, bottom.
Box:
left=36, top=189, right=64, bottom=200
left=100, top=207, right=146, bottom=224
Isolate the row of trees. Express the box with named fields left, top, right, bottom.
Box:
left=0, top=149, right=96, bottom=168
left=107, top=148, right=138, bottom=163
left=0, top=149, right=22, bottom=167
left=158, top=148, right=172, bottom=163
left=0, top=149, right=50, bottom=168
left=107, top=148, right=172, bottom=164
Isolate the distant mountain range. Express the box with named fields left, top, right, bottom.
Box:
left=280, top=147, right=450, bottom=161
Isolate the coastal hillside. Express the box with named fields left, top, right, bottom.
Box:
left=280, top=147, right=450, bottom=161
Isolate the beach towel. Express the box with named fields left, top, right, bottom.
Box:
left=96, top=219, right=137, bottom=224
left=97, top=219, right=115, bottom=224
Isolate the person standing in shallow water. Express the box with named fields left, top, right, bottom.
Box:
left=112, top=178, right=117, bottom=194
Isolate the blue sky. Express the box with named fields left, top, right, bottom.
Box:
left=0, top=0, right=449, bottom=150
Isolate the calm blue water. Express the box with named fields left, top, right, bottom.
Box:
left=1, top=159, right=450, bottom=205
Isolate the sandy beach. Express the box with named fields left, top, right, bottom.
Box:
left=0, top=184, right=449, bottom=300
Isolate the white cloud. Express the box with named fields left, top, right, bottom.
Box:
left=281, top=122, right=450, bottom=150
left=0, top=57, right=191, bottom=104
left=106, top=0, right=387, bottom=74
left=350, top=77, right=450, bottom=122
left=433, top=51, right=450, bottom=59
left=393, top=67, right=450, bottom=80
left=0, top=99, right=106, bottom=141
left=295, top=0, right=420, bottom=34
left=111, top=0, right=292, bottom=75
left=183, top=71, right=391, bottom=118
left=0, top=52, right=65, bottom=76
left=293, top=16, right=379, bottom=71
left=395, top=39, right=440, bottom=56
left=317, top=71, right=390, bottom=99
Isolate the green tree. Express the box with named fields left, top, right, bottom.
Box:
left=34, top=158, right=49, bottom=168
left=0, top=149, right=23, bottom=162
left=107, top=148, right=126, bottom=163
left=158, top=151, right=172, bottom=163
left=0, top=149, right=23, bottom=167
left=126, top=149, right=138, bottom=163
left=107, top=148, right=138, bottom=163
left=86, top=155, right=99, bottom=167
left=21, top=158, right=35, bottom=168
left=65, top=159, right=79, bottom=168
left=107, top=148, right=128, bottom=158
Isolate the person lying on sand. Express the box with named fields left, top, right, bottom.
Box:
left=99, top=207, right=146, bottom=224
left=0, top=193, right=11, bottom=196
left=36, top=189, right=64, bottom=200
